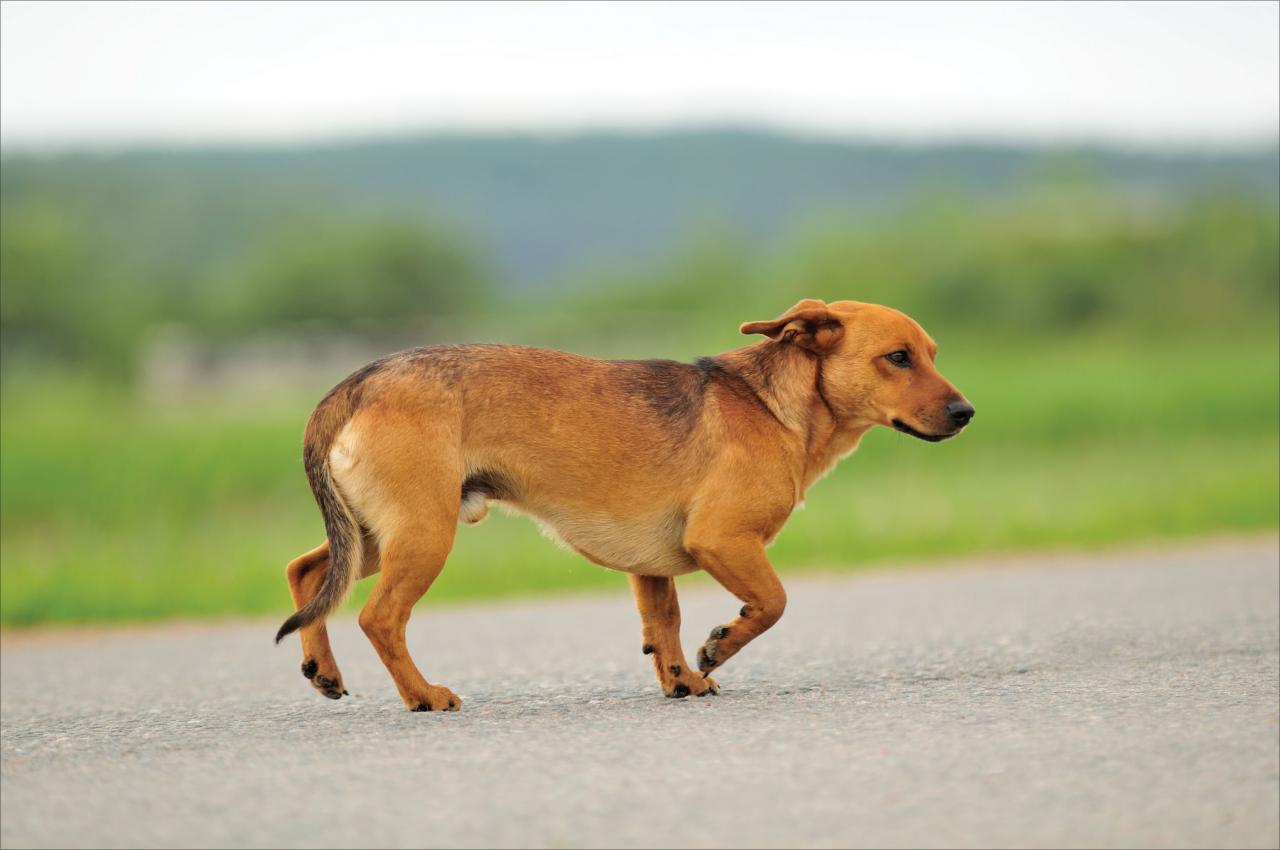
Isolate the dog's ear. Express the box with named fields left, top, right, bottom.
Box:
left=740, top=299, right=844, bottom=353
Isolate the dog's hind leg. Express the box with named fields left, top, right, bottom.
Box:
left=285, top=542, right=347, bottom=699
left=340, top=405, right=465, bottom=712
left=629, top=575, right=717, bottom=698
left=359, top=526, right=460, bottom=712
left=285, top=538, right=381, bottom=699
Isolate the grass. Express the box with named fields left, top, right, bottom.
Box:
left=1, top=331, right=1276, bottom=627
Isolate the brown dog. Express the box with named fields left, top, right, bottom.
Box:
left=276, top=299, right=973, bottom=710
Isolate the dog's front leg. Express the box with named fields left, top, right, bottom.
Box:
left=628, top=575, right=718, bottom=698
left=684, top=536, right=787, bottom=676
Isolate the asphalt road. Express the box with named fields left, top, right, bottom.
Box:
left=2, top=539, right=1277, bottom=849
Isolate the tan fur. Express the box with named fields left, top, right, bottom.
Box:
left=281, top=299, right=972, bottom=710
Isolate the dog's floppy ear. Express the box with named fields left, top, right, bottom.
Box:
left=740, top=299, right=844, bottom=353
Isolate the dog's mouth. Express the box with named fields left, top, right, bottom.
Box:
left=891, top=418, right=956, bottom=443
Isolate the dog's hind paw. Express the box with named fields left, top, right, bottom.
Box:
left=301, top=657, right=348, bottom=700
left=314, top=675, right=347, bottom=700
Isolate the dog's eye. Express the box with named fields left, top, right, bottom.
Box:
left=885, top=350, right=911, bottom=367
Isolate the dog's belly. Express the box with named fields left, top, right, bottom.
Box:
left=520, top=507, right=700, bottom=577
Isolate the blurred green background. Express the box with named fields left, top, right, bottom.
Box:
left=2, top=131, right=1277, bottom=626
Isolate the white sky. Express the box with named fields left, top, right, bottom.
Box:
left=1, top=0, right=1277, bottom=149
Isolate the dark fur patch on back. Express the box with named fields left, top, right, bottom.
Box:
left=694, top=356, right=735, bottom=386
left=613, top=354, right=777, bottom=436
left=615, top=359, right=709, bottom=431
left=697, top=352, right=786, bottom=423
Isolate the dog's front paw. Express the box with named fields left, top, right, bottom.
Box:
left=697, top=626, right=731, bottom=674
left=663, top=665, right=719, bottom=698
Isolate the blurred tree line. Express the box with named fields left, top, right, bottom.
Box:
left=1, top=209, right=489, bottom=375
left=1, top=141, right=1277, bottom=379
left=566, top=184, right=1279, bottom=340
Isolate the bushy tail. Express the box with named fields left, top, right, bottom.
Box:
left=275, top=396, right=364, bottom=644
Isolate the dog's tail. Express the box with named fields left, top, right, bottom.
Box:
left=275, top=388, right=365, bottom=644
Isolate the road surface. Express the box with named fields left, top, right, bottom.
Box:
left=2, top=540, right=1278, bottom=849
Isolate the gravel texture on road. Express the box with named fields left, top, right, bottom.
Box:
left=2, top=539, right=1278, bottom=849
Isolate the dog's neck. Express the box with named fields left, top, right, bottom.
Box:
left=721, top=342, right=815, bottom=431
left=719, top=342, right=867, bottom=492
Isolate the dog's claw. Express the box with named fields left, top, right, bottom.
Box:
left=642, top=643, right=654, bottom=655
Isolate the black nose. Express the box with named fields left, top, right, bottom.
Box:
left=946, top=400, right=975, bottom=427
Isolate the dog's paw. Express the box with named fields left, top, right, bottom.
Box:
left=301, top=657, right=348, bottom=700
left=697, top=626, right=731, bottom=673
left=407, top=684, right=462, bottom=713
left=661, top=663, right=718, bottom=698
left=664, top=678, right=718, bottom=698
left=696, top=645, right=715, bottom=673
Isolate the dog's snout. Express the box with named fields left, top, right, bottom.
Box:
left=946, top=399, right=975, bottom=427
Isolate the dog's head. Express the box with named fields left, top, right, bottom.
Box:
left=741, top=299, right=974, bottom=441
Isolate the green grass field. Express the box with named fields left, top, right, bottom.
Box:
left=2, top=331, right=1276, bottom=627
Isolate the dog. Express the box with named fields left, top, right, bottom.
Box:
left=276, top=298, right=974, bottom=710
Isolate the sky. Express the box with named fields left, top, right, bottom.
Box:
left=1, top=0, right=1277, bottom=150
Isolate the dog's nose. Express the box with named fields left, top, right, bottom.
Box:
left=946, top=400, right=975, bottom=427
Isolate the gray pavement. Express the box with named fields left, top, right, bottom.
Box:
left=2, top=539, right=1278, bottom=849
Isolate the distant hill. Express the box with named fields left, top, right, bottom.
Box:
left=2, top=129, right=1277, bottom=288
